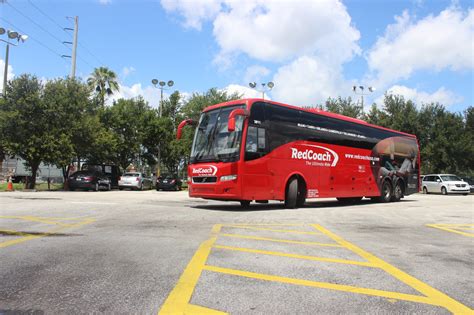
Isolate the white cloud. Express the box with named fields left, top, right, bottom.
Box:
left=0, top=59, right=14, bottom=94
left=161, top=0, right=222, bottom=30
left=121, top=66, right=136, bottom=79
left=223, top=84, right=265, bottom=99
left=244, top=65, right=270, bottom=84
left=161, top=0, right=360, bottom=68
left=376, top=85, right=463, bottom=106
left=367, top=7, right=474, bottom=86
left=109, top=83, right=162, bottom=108
left=99, top=0, right=112, bottom=5
left=271, top=55, right=347, bottom=107
left=213, top=0, right=360, bottom=66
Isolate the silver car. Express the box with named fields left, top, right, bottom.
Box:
left=118, top=172, right=153, bottom=190
left=422, top=174, right=470, bottom=195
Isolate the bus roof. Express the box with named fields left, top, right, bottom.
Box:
left=203, top=98, right=417, bottom=139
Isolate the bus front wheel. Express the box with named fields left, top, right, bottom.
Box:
left=240, top=200, right=251, bottom=208
left=285, top=178, right=299, bottom=209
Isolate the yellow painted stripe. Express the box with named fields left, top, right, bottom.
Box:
left=312, top=224, right=473, bottom=314
left=219, top=233, right=342, bottom=247
left=213, top=245, right=375, bottom=267
left=204, top=265, right=437, bottom=306
left=0, top=229, right=47, bottom=237
left=0, top=215, right=74, bottom=227
left=427, top=224, right=474, bottom=237
left=0, top=219, right=95, bottom=249
left=159, top=224, right=226, bottom=315
left=225, top=225, right=321, bottom=235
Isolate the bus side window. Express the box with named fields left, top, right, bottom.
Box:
left=245, top=126, right=267, bottom=160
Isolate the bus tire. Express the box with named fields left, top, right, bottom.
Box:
left=285, top=178, right=298, bottom=209
left=378, top=180, right=392, bottom=203
left=240, top=200, right=251, bottom=208
left=391, top=180, right=403, bottom=202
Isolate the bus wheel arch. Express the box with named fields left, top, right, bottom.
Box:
left=284, top=174, right=307, bottom=209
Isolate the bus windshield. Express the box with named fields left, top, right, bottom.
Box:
left=190, top=105, right=245, bottom=163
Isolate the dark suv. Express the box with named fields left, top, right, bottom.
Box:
left=67, top=170, right=111, bottom=191
left=156, top=174, right=182, bottom=191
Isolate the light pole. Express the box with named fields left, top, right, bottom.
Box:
left=352, top=85, right=375, bottom=109
left=151, top=78, right=174, bottom=177
left=249, top=81, right=274, bottom=99
left=0, top=28, right=28, bottom=96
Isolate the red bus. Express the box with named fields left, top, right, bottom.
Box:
left=177, top=98, right=420, bottom=208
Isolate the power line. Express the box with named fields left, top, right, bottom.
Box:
left=6, top=1, right=68, bottom=48
left=0, top=16, right=68, bottom=64
left=27, top=0, right=105, bottom=66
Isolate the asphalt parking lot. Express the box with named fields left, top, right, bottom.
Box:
left=0, top=190, right=472, bottom=314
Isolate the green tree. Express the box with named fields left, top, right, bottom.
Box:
left=87, top=67, right=120, bottom=106
left=101, top=97, right=153, bottom=170
left=324, top=96, right=363, bottom=119
left=0, top=74, right=75, bottom=189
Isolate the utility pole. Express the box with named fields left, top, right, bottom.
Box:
left=70, top=16, right=78, bottom=78
left=3, top=43, right=8, bottom=96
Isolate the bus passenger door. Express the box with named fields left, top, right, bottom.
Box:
left=242, top=126, right=272, bottom=201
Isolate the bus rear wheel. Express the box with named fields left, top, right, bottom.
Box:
left=391, top=181, right=403, bottom=202
left=378, top=180, right=392, bottom=203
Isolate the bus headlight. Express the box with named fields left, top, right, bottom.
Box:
left=220, top=175, right=237, bottom=182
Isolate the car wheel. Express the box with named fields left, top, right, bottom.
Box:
left=378, top=180, right=392, bottom=203
left=285, top=178, right=298, bottom=209
left=93, top=183, right=99, bottom=192
left=423, top=187, right=428, bottom=194
left=441, top=186, right=448, bottom=195
left=107, top=183, right=111, bottom=191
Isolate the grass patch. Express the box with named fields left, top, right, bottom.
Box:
left=0, top=182, right=63, bottom=192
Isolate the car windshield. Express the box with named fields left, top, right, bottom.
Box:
left=441, top=175, right=461, bottom=181
left=190, top=105, right=245, bottom=163
left=123, top=173, right=140, bottom=177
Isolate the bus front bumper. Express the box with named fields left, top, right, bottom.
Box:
left=188, top=181, right=242, bottom=200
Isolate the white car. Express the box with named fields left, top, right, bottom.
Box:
left=422, top=174, right=470, bottom=195
left=118, top=172, right=153, bottom=190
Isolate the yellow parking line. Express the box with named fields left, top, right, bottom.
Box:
left=0, top=215, right=74, bottom=227
left=219, top=233, right=342, bottom=247
left=213, top=245, right=374, bottom=267
left=312, top=224, right=473, bottom=314
left=204, top=265, right=437, bottom=306
left=0, top=218, right=96, bottom=249
left=224, top=225, right=321, bottom=235
left=427, top=224, right=474, bottom=237
left=159, top=224, right=227, bottom=315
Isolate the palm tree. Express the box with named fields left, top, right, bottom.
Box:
left=87, top=67, right=120, bottom=106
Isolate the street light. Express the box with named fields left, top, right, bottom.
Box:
left=0, top=28, right=28, bottom=96
left=151, top=79, right=174, bottom=118
left=249, top=81, right=274, bottom=99
left=352, top=85, right=375, bottom=109
left=151, top=78, right=175, bottom=177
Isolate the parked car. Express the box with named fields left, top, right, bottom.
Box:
left=156, top=174, right=182, bottom=191
left=67, top=170, right=111, bottom=191
left=118, top=172, right=153, bottom=190
left=422, top=174, right=470, bottom=195
left=460, top=177, right=474, bottom=193
left=81, top=164, right=121, bottom=188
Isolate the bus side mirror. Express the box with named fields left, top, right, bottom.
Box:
left=176, top=119, right=194, bottom=140
left=228, top=109, right=249, bottom=132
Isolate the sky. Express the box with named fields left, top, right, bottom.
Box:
left=0, top=0, right=472, bottom=112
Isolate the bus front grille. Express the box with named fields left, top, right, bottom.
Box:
left=192, top=176, right=217, bottom=183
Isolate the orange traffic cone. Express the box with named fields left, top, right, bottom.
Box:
left=6, top=177, right=14, bottom=191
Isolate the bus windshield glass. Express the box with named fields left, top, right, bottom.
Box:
left=191, top=105, right=245, bottom=163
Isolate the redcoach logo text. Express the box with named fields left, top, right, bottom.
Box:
left=290, top=145, right=339, bottom=167
left=191, top=165, right=217, bottom=176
